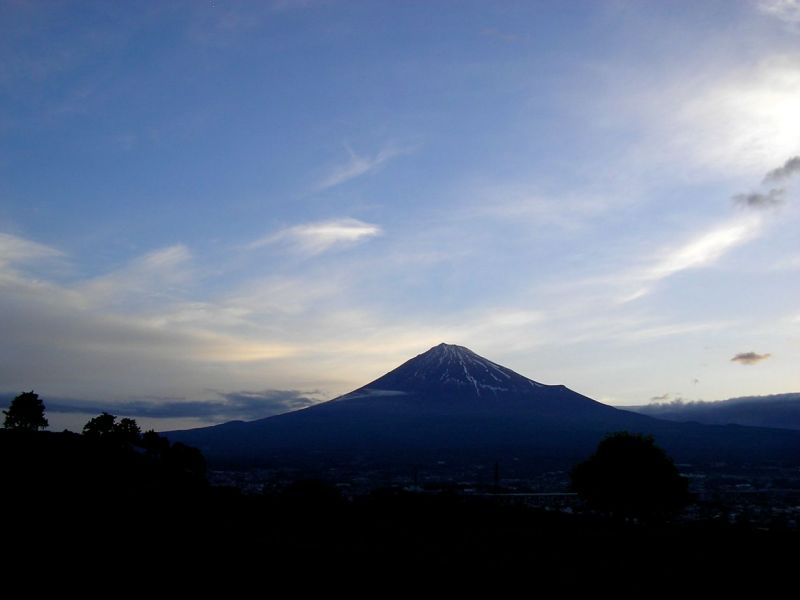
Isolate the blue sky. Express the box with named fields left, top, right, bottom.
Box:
left=2, top=0, right=799, bottom=431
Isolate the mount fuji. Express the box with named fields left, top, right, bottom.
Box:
left=168, top=343, right=800, bottom=471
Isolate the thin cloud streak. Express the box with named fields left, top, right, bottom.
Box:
left=316, top=145, right=408, bottom=190
left=79, top=244, right=193, bottom=307
left=759, top=0, right=800, bottom=29
left=250, top=218, right=382, bottom=256
left=647, top=217, right=762, bottom=279
left=0, top=232, right=63, bottom=267
left=731, top=351, right=772, bottom=365
left=466, top=185, right=617, bottom=232
left=620, top=216, right=763, bottom=302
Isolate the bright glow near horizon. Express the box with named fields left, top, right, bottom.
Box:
left=1, top=1, right=799, bottom=431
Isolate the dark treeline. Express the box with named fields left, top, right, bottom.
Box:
left=2, top=427, right=798, bottom=591
left=1, top=393, right=795, bottom=589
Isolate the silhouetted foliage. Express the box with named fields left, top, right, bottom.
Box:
left=2, top=425, right=798, bottom=591
left=141, top=429, right=170, bottom=455
left=165, top=442, right=206, bottom=478
left=570, top=431, right=691, bottom=522
left=82, top=413, right=143, bottom=444
left=82, top=412, right=117, bottom=438
left=1, top=426, right=208, bottom=515
left=114, top=417, right=141, bottom=444
left=3, top=390, right=48, bottom=431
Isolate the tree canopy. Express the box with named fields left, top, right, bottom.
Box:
left=83, top=413, right=142, bottom=444
left=570, top=431, right=691, bottom=522
left=114, top=417, right=142, bottom=444
left=82, top=412, right=117, bottom=438
left=3, top=391, right=48, bottom=431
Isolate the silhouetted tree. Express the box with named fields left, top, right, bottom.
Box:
left=114, top=418, right=141, bottom=444
left=141, top=429, right=170, bottom=456
left=83, top=413, right=146, bottom=446
left=82, top=412, right=117, bottom=438
left=570, top=431, right=691, bottom=522
left=165, top=442, right=206, bottom=478
left=3, top=391, right=48, bottom=431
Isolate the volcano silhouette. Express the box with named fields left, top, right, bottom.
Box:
left=168, top=343, right=800, bottom=471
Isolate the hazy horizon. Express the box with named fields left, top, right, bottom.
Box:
left=2, top=1, right=799, bottom=431
left=4, top=343, right=798, bottom=433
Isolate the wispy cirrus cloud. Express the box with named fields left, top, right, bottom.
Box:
left=466, top=183, right=617, bottom=232
left=71, top=244, right=195, bottom=315
left=250, top=218, right=382, bottom=256
left=759, top=0, right=800, bottom=29
left=608, top=56, right=800, bottom=176
left=620, top=215, right=763, bottom=302
left=771, top=254, right=800, bottom=270
left=0, top=232, right=63, bottom=268
left=0, top=237, right=299, bottom=406
left=622, top=152, right=800, bottom=302
left=731, top=351, right=772, bottom=365
left=647, top=218, right=763, bottom=279
left=316, top=145, right=408, bottom=190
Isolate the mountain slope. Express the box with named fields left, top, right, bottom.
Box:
left=167, top=344, right=800, bottom=471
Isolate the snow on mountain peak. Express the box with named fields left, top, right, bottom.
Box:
left=363, top=343, right=546, bottom=398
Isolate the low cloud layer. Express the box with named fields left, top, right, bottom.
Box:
left=3, top=389, right=325, bottom=424
left=731, top=352, right=772, bottom=365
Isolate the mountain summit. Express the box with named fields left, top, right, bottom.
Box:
left=351, top=342, right=547, bottom=397
left=333, top=343, right=612, bottom=417
left=168, top=343, right=800, bottom=471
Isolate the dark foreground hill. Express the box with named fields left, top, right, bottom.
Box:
left=168, top=344, right=800, bottom=472
left=3, top=428, right=799, bottom=591
left=625, top=393, right=800, bottom=430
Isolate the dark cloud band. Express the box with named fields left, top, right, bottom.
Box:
left=1, top=389, right=323, bottom=423
left=730, top=352, right=771, bottom=365
left=763, top=156, right=800, bottom=183
left=732, top=188, right=785, bottom=209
